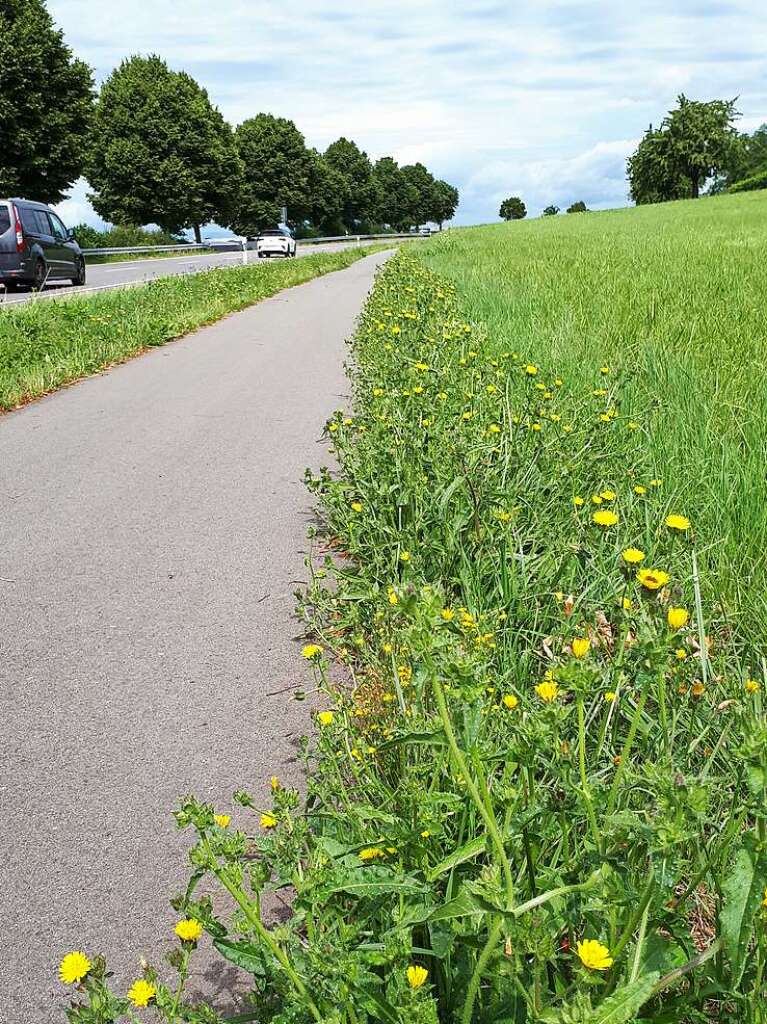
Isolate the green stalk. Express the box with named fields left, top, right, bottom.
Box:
left=606, top=677, right=651, bottom=816
left=461, top=917, right=504, bottom=1024
left=432, top=677, right=515, bottom=906
left=577, top=696, right=603, bottom=853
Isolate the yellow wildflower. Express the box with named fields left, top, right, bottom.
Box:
left=600, top=490, right=616, bottom=501
left=634, top=485, right=646, bottom=495
left=407, top=965, right=429, bottom=989
left=175, top=919, right=202, bottom=943
left=666, top=514, right=691, bottom=531
left=525, top=364, right=538, bottom=376
left=127, top=979, right=157, bottom=1007
left=302, top=643, right=324, bottom=659
left=351, top=501, right=363, bottom=513
left=400, top=551, right=411, bottom=562
left=667, top=607, right=689, bottom=630
left=604, top=691, right=617, bottom=703
left=502, top=694, right=519, bottom=710
left=214, top=814, right=230, bottom=828
left=692, top=681, right=705, bottom=697
left=592, top=509, right=619, bottom=527
left=440, top=608, right=455, bottom=622
left=59, top=952, right=91, bottom=985
left=675, top=648, right=688, bottom=661
left=576, top=939, right=613, bottom=971
left=572, top=637, right=591, bottom=659
left=573, top=496, right=585, bottom=507
left=622, top=547, right=645, bottom=564
left=260, top=812, right=278, bottom=829
left=359, top=847, right=384, bottom=861
left=317, top=710, right=335, bottom=726
left=746, top=679, right=761, bottom=694
left=535, top=680, right=559, bottom=703
left=637, top=568, right=670, bottom=590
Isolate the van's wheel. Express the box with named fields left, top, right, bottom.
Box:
left=71, top=258, right=86, bottom=287
left=32, top=259, right=47, bottom=291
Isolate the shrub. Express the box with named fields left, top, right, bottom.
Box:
left=729, top=167, right=767, bottom=193
left=69, top=223, right=185, bottom=249
left=60, top=252, right=766, bottom=1023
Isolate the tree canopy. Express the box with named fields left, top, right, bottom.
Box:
left=542, top=205, right=560, bottom=216
left=87, top=55, right=241, bottom=240
left=567, top=200, right=588, bottom=213
left=324, top=137, right=380, bottom=229
left=628, top=94, right=739, bottom=204
left=499, top=197, right=526, bottom=220
left=0, top=0, right=94, bottom=202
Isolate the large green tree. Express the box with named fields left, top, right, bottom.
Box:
left=399, top=162, right=438, bottom=227
left=371, top=157, right=406, bottom=228
left=499, top=196, right=526, bottom=220
left=324, top=138, right=379, bottom=229
left=0, top=0, right=94, bottom=202
left=230, top=114, right=318, bottom=234
left=628, top=95, right=739, bottom=204
left=430, top=179, right=459, bottom=228
left=87, top=56, right=241, bottom=241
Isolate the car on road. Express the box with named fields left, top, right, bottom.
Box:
left=0, top=198, right=85, bottom=291
left=206, top=236, right=245, bottom=252
left=255, top=227, right=297, bottom=258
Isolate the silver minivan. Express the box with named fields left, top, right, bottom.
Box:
left=0, top=198, right=86, bottom=291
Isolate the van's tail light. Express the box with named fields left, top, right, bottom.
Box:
left=11, top=204, right=23, bottom=252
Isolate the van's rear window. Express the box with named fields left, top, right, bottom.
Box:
left=0, top=207, right=10, bottom=234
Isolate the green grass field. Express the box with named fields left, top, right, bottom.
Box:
left=419, top=192, right=767, bottom=652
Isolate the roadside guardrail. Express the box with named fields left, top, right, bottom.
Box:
left=81, top=232, right=424, bottom=257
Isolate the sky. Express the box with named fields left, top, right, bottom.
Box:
left=48, top=0, right=767, bottom=229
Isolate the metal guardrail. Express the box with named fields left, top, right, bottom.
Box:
left=81, top=232, right=423, bottom=257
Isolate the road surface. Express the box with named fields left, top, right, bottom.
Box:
left=0, top=240, right=374, bottom=308
left=0, top=250, right=390, bottom=1022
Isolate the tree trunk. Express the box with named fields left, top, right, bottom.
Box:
left=690, top=174, right=700, bottom=199
left=193, top=223, right=202, bottom=244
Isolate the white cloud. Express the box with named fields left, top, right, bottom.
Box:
left=46, top=0, right=767, bottom=226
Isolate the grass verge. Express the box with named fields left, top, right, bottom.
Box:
left=0, top=245, right=385, bottom=411
left=65, top=244, right=766, bottom=1023
left=84, top=248, right=214, bottom=264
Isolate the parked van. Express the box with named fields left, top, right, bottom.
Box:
left=0, top=198, right=86, bottom=291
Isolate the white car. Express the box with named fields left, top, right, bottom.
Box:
left=255, top=228, right=297, bottom=258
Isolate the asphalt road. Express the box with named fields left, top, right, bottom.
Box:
left=0, top=250, right=390, bottom=1022
left=0, top=241, right=370, bottom=308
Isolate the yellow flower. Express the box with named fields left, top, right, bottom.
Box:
left=675, top=648, right=688, bottom=661
left=407, top=965, right=429, bottom=989
left=600, top=490, right=616, bottom=501
left=622, top=547, right=645, bottom=564
left=440, top=608, right=455, bottom=622
left=351, top=501, right=363, bottom=513
left=600, top=365, right=610, bottom=374
left=573, top=496, right=585, bottom=507
left=763, top=886, right=767, bottom=909
left=359, top=847, right=384, bottom=861
left=572, top=637, right=591, bottom=659
left=637, top=568, right=670, bottom=590
left=604, top=691, right=617, bottom=703
left=650, top=478, right=662, bottom=487
left=387, top=586, right=399, bottom=605
left=271, top=775, right=280, bottom=791
left=214, top=814, right=231, bottom=828
left=592, top=494, right=603, bottom=505
left=400, top=551, right=411, bottom=562
left=692, top=681, right=705, bottom=697
left=634, top=485, right=646, bottom=495
left=127, top=979, right=157, bottom=1008
left=667, top=607, right=689, bottom=630
left=592, top=509, right=619, bottom=527
left=59, top=952, right=91, bottom=985
left=576, top=939, right=613, bottom=971
left=502, top=694, right=519, bottom=709
left=666, top=514, right=691, bottom=531
left=535, top=680, right=559, bottom=703
left=488, top=423, right=501, bottom=434
left=302, top=643, right=324, bottom=659
left=260, top=812, right=278, bottom=829
left=318, top=710, right=335, bottom=726
left=525, top=364, right=538, bottom=376
left=175, top=919, right=202, bottom=943
left=421, top=830, right=431, bottom=838
left=746, top=679, right=761, bottom=694
left=619, top=596, right=633, bottom=610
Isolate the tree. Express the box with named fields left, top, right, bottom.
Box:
left=371, top=157, right=406, bottom=228
left=567, top=200, right=588, bottom=213
left=399, top=162, right=438, bottom=228
left=542, top=205, right=560, bottom=216
left=499, top=196, right=526, bottom=220
left=324, top=138, right=379, bottom=229
left=430, top=180, right=459, bottom=228
left=0, top=0, right=94, bottom=202
left=229, top=114, right=317, bottom=235
left=87, top=56, right=241, bottom=241
left=627, top=95, right=739, bottom=204
left=713, top=123, right=767, bottom=192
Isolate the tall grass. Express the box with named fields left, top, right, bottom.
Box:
left=419, top=192, right=767, bottom=652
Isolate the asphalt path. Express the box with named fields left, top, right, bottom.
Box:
left=0, top=250, right=390, bottom=1022
left=0, top=241, right=369, bottom=308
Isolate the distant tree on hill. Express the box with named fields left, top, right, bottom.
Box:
left=399, top=162, right=439, bottom=228
left=88, top=56, right=241, bottom=241
left=499, top=196, right=526, bottom=220
left=712, top=123, right=767, bottom=192
left=628, top=94, right=739, bottom=204
left=229, top=114, right=318, bottom=234
left=542, top=205, right=560, bottom=216
left=0, top=0, right=94, bottom=202
left=567, top=200, right=588, bottom=213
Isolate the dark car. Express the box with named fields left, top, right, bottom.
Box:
left=0, top=198, right=86, bottom=291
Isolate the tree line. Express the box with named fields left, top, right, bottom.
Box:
left=498, top=198, right=588, bottom=220
left=628, top=95, right=767, bottom=204
left=0, top=0, right=459, bottom=239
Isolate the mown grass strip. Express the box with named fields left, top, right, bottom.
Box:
left=0, top=246, right=384, bottom=411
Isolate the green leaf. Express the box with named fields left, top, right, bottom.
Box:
left=318, top=874, right=428, bottom=899
left=587, top=972, right=659, bottom=1023
left=355, top=987, right=402, bottom=1024
left=213, top=938, right=267, bottom=977
left=378, top=729, right=447, bottom=750
left=427, top=835, right=487, bottom=880
left=720, top=839, right=767, bottom=986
